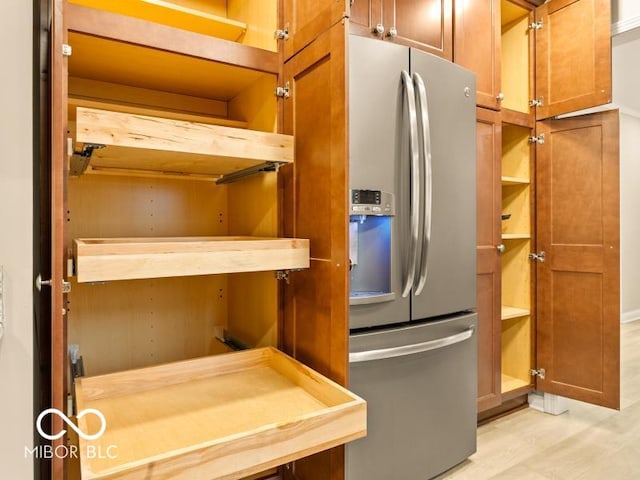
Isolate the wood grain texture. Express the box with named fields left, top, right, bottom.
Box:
left=74, top=236, right=310, bottom=282
left=66, top=3, right=279, bottom=74
left=454, top=0, right=501, bottom=109
left=384, top=0, right=453, bottom=59
left=476, top=108, right=502, bottom=412
left=75, top=348, right=366, bottom=480
left=348, top=0, right=382, bottom=37
left=282, top=0, right=347, bottom=60
left=74, top=107, right=292, bottom=177
left=282, top=22, right=349, bottom=480
left=536, top=110, right=620, bottom=409
left=535, top=0, right=611, bottom=119
left=68, top=0, right=247, bottom=41
left=228, top=0, right=278, bottom=52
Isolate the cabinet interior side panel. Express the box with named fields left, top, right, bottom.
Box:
left=228, top=74, right=278, bottom=133
left=227, top=174, right=279, bottom=349
left=501, top=315, right=532, bottom=386
left=228, top=0, right=278, bottom=52
left=501, top=239, right=531, bottom=309
left=502, top=185, right=530, bottom=235
left=67, top=175, right=228, bottom=376
left=501, top=124, right=530, bottom=179
left=501, top=14, right=530, bottom=114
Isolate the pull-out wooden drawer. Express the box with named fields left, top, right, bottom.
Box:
left=75, top=347, right=367, bottom=479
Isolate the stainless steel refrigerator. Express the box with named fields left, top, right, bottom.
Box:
left=347, top=35, right=478, bottom=480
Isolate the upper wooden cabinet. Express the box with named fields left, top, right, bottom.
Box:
left=349, top=0, right=453, bottom=59
left=454, top=0, right=611, bottom=117
left=282, top=0, right=349, bottom=60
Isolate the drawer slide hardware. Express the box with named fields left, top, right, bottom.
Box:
left=530, top=368, right=546, bottom=379
left=69, top=143, right=105, bottom=176
left=529, top=251, right=546, bottom=263
left=528, top=134, right=545, bottom=145
left=215, top=161, right=285, bottom=185
left=275, top=269, right=303, bottom=284
left=36, top=274, right=72, bottom=294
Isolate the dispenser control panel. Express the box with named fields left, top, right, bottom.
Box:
left=350, top=189, right=395, bottom=215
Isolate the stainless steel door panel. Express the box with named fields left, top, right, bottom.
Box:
left=409, top=50, right=477, bottom=320
left=348, top=34, right=410, bottom=329
left=347, top=314, right=478, bottom=480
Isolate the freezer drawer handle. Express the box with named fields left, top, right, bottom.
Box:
left=349, top=326, right=475, bottom=363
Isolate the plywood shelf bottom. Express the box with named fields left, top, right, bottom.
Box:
left=501, top=306, right=530, bottom=321
left=75, top=347, right=366, bottom=480
left=502, top=233, right=531, bottom=240
left=501, top=374, right=530, bottom=394
left=501, top=176, right=530, bottom=185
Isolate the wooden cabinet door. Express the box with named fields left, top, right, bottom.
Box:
left=349, top=0, right=383, bottom=37
left=282, top=22, right=349, bottom=480
left=383, top=0, right=453, bottom=59
left=282, top=0, right=348, bottom=60
left=535, top=110, right=620, bottom=409
left=534, top=0, right=611, bottom=119
left=476, top=108, right=502, bottom=412
left=51, top=0, right=69, bottom=478
left=454, top=0, right=501, bottom=110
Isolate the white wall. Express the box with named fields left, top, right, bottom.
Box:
left=0, top=1, right=34, bottom=478
left=612, top=0, right=640, bottom=34
left=619, top=113, right=640, bottom=322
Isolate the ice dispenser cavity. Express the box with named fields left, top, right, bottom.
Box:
left=349, top=189, right=395, bottom=305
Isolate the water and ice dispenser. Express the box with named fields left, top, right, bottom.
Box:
left=349, top=189, right=396, bottom=305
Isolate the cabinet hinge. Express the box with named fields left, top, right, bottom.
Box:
left=62, top=43, right=72, bottom=57
left=528, top=251, right=546, bottom=262
left=528, top=19, right=543, bottom=30
left=274, top=81, right=290, bottom=99
left=528, top=133, right=545, bottom=145
left=529, top=97, right=544, bottom=108
left=530, top=368, right=546, bottom=379
left=274, top=23, right=289, bottom=40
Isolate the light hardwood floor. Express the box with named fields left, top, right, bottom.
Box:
left=438, top=320, right=640, bottom=480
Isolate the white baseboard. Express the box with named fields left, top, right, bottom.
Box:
left=528, top=392, right=569, bottom=415
left=621, top=309, right=640, bottom=324
left=612, top=16, right=640, bottom=36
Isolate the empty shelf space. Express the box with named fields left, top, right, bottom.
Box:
left=75, top=347, right=366, bottom=480
left=71, top=107, right=293, bottom=179
left=501, top=374, right=530, bottom=394
left=502, top=233, right=531, bottom=240
left=74, top=236, right=310, bottom=282
left=501, top=176, right=530, bottom=185
left=69, top=0, right=247, bottom=42
left=501, top=305, right=530, bottom=321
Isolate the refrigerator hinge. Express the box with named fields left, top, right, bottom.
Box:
left=528, top=133, right=545, bottom=145
left=274, top=81, right=290, bottom=98
left=275, top=23, right=289, bottom=40
left=529, top=97, right=544, bottom=108
left=530, top=368, right=546, bottom=379
left=528, top=19, right=543, bottom=30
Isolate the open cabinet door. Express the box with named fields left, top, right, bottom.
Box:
left=281, top=21, right=349, bottom=480
left=534, top=0, right=611, bottom=120
left=50, top=0, right=69, bottom=477
left=535, top=110, right=619, bottom=409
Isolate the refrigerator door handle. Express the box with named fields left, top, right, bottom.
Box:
left=401, top=70, right=421, bottom=298
left=412, top=72, right=432, bottom=296
left=349, top=326, right=475, bottom=363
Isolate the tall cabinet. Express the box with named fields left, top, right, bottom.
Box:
left=49, top=1, right=362, bottom=479
left=456, top=0, right=620, bottom=416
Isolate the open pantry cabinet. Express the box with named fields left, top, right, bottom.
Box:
left=49, top=1, right=361, bottom=479
left=471, top=0, right=620, bottom=418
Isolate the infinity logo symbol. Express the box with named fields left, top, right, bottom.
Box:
left=36, top=408, right=107, bottom=441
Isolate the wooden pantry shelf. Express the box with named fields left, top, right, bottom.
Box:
left=72, top=107, right=293, bottom=178
left=74, top=236, right=309, bottom=283
left=501, top=373, right=530, bottom=394
left=501, top=176, right=530, bottom=186
left=502, top=233, right=531, bottom=240
left=69, top=0, right=247, bottom=42
left=75, top=347, right=367, bottom=480
left=501, top=305, right=530, bottom=321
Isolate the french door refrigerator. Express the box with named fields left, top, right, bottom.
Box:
left=347, top=35, right=477, bottom=480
